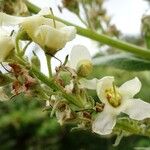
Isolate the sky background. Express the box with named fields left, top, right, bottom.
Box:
left=28, top=0, right=149, bottom=74
left=29, top=0, right=149, bottom=35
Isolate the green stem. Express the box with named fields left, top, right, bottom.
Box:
left=26, top=1, right=150, bottom=60
left=15, top=38, right=20, bottom=55
left=46, top=54, right=52, bottom=78
left=25, top=0, right=40, bottom=13
left=22, top=41, right=32, bottom=56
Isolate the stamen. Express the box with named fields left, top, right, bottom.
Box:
left=105, top=84, right=121, bottom=108
left=10, top=30, right=14, bottom=37
left=113, top=82, right=117, bottom=100
left=50, top=7, right=56, bottom=28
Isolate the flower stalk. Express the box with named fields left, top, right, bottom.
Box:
left=46, top=54, right=52, bottom=78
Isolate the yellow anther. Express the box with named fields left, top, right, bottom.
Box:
left=105, top=85, right=121, bottom=108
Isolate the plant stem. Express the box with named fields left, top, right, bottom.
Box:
left=22, top=41, right=32, bottom=56
left=15, top=38, right=20, bottom=55
left=25, top=1, right=40, bottom=13
left=25, top=1, right=150, bottom=60
left=46, top=54, right=52, bottom=78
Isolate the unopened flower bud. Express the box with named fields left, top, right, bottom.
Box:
left=31, top=54, right=41, bottom=71
left=77, top=60, right=93, bottom=77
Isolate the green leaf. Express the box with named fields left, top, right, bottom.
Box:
left=92, top=53, right=150, bottom=71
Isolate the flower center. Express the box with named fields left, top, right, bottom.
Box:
left=105, top=83, right=121, bottom=107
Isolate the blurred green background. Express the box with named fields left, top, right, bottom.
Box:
left=0, top=67, right=150, bottom=150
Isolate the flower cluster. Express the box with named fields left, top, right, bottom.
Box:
left=0, top=8, right=150, bottom=137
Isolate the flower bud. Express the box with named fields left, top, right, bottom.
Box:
left=31, top=54, right=41, bottom=71
left=76, top=60, right=93, bottom=77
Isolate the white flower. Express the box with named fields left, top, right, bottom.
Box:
left=0, top=9, right=76, bottom=54
left=92, top=76, right=150, bottom=135
left=67, top=45, right=96, bottom=90
left=0, top=29, right=15, bottom=62
left=68, top=45, right=92, bottom=71
left=21, top=16, right=76, bottom=54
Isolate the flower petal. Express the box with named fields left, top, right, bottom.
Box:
left=38, top=7, right=52, bottom=16
left=0, top=36, right=14, bottom=62
left=0, top=12, right=28, bottom=26
left=35, top=25, right=70, bottom=51
left=69, top=45, right=91, bottom=70
left=92, top=110, right=116, bottom=135
left=123, top=99, right=150, bottom=120
left=79, top=78, right=97, bottom=90
left=96, top=76, right=114, bottom=103
left=61, top=26, right=76, bottom=41
left=119, top=77, right=141, bottom=99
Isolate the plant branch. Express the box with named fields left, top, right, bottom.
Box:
left=46, top=54, right=52, bottom=78
left=25, top=1, right=150, bottom=60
